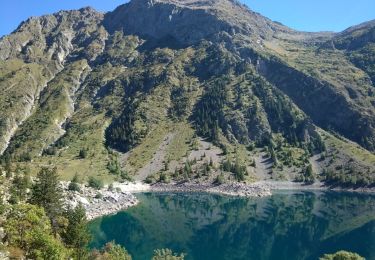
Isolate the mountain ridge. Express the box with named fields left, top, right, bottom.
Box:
left=0, top=0, right=374, bottom=188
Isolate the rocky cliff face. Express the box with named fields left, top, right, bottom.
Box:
left=0, top=7, right=106, bottom=155
left=0, top=0, right=374, bottom=187
left=103, top=0, right=293, bottom=46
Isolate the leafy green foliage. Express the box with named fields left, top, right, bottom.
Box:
left=221, top=159, right=247, bottom=181
left=68, top=174, right=81, bottom=192
left=215, top=173, right=225, bottom=185
left=90, top=242, right=132, bottom=260
left=320, top=250, right=365, bottom=260
left=4, top=204, right=67, bottom=259
left=9, top=169, right=31, bottom=203
left=323, top=167, right=374, bottom=187
left=106, top=153, right=131, bottom=181
left=304, top=164, right=315, bottom=184
left=152, top=248, right=185, bottom=260
left=159, top=172, right=170, bottom=183
left=79, top=148, right=89, bottom=159
left=43, top=146, right=58, bottom=156
left=88, top=176, right=104, bottom=190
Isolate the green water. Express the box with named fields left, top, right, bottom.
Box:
left=89, top=191, right=375, bottom=260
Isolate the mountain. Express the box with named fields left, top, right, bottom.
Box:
left=0, top=0, right=374, bottom=187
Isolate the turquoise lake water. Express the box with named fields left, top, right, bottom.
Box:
left=89, top=191, right=375, bottom=260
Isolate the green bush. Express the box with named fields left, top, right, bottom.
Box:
left=43, top=146, right=57, bottom=156
left=4, top=204, right=67, bottom=259
left=95, top=193, right=103, bottom=199
left=145, top=175, right=155, bottom=184
left=215, top=173, right=225, bottom=185
left=88, top=177, right=103, bottom=190
left=159, top=173, right=170, bottom=184
left=320, top=250, right=365, bottom=260
left=79, top=149, right=88, bottom=159
left=152, top=248, right=185, bottom=260
left=68, top=174, right=80, bottom=192
left=90, top=242, right=132, bottom=260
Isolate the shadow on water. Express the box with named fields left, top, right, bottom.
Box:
left=88, top=191, right=375, bottom=260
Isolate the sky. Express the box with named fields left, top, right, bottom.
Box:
left=0, top=0, right=375, bottom=37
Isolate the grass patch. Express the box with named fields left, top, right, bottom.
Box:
left=166, top=122, right=195, bottom=162
left=125, top=121, right=172, bottom=174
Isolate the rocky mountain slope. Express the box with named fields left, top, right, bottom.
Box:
left=0, top=0, right=374, bottom=187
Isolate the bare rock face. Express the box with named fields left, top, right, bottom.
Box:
left=104, top=0, right=234, bottom=46
left=0, top=7, right=106, bottom=156
left=0, top=7, right=105, bottom=65
left=103, top=0, right=291, bottom=47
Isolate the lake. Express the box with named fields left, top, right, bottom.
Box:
left=89, top=191, right=375, bottom=260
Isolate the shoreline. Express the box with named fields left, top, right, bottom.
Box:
left=148, top=182, right=272, bottom=197
left=62, top=181, right=374, bottom=221
left=258, top=180, right=375, bottom=194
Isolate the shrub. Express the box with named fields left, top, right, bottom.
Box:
left=68, top=174, right=80, bottom=192
left=79, top=149, right=88, bottom=159
left=304, top=164, right=315, bottom=184
left=152, top=248, right=185, bottom=260
left=120, top=170, right=131, bottom=181
left=319, top=250, right=364, bottom=260
left=43, top=146, right=57, bottom=156
left=4, top=204, right=67, bottom=259
left=159, top=173, right=170, bottom=184
left=215, top=173, right=225, bottom=185
left=19, top=152, right=32, bottom=162
left=88, top=177, right=103, bottom=190
left=90, top=242, right=132, bottom=260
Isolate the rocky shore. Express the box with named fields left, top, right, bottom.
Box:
left=61, top=180, right=272, bottom=220
left=257, top=180, right=375, bottom=193
left=150, top=182, right=272, bottom=197
left=61, top=179, right=373, bottom=221
left=61, top=182, right=139, bottom=220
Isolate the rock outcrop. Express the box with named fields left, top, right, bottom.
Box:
left=62, top=182, right=139, bottom=220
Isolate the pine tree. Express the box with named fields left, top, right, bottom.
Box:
left=233, top=159, right=245, bottom=181
left=63, top=204, right=91, bottom=260
left=304, top=164, right=315, bottom=184
left=29, top=167, right=63, bottom=220
left=222, top=159, right=232, bottom=172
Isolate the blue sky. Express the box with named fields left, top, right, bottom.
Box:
left=1, top=0, right=375, bottom=37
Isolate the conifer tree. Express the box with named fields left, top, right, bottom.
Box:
left=29, top=167, right=63, bottom=220
left=63, top=204, right=91, bottom=260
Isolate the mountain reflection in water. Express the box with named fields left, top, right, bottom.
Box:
left=89, top=191, right=375, bottom=260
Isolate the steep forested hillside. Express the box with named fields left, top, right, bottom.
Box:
left=0, top=0, right=374, bottom=187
